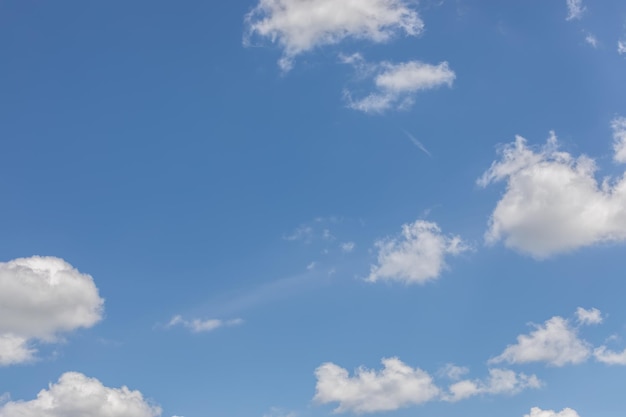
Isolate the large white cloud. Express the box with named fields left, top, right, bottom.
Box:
left=0, top=372, right=161, bottom=417
left=314, top=357, right=440, bottom=413
left=478, top=130, right=626, bottom=258
left=343, top=54, right=455, bottom=113
left=0, top=256, right=104, bottom=365
left=244, top=0, right=423, bottom=71
left=525, top=407, right=581, bottom=417
left=445, top=368, right=541, bottom=402
left=490, top=315, right=591, bottom=367
left=368, top=220, right=470, bottom=285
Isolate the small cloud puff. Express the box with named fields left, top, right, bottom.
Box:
left=368, top=220, right=470, bottom=285
left=343, top=54, right=456, bottom=113
left=525, top=407, right=581, bottom=417
left=167, top=316, right=243, bottom=333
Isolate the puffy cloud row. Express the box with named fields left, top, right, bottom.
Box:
left=244, top=0, right=423, bottom=71
left=479, top=124, right=626, bottom=258
left=0, top=257, right=104, bottom=366
left=314, top=357, right=540, bottom=413
left=0, top=372, right=161, bottom=417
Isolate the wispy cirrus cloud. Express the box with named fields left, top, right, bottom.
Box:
left=565, top=0, right=585, bottom=21
left=166, top=315, right=243, bottom=333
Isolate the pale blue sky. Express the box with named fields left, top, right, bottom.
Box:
left=1, top=1, right=626, bottom=417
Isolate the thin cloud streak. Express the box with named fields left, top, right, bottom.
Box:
left=403, top=130, right=432, bottom=157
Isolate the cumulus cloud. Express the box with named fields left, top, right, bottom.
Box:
left=444, top=368, right=541, bottom=402
left=565, top=0, right=585, bottom=20
left=0, top=372, right=161, bottom=417
left=244, top=0, right=423, bottom=71
left=343, top=54, right=455, bottom=113
left=525, top=407, right=581, bottom=417
left=314, top=357, right=440, bottom=413
left=167, top=316, right=243, bottom=333
left=613, top=117, right=626, bottom=163
left=368, top=220, right=470, bottom=285
left=618, top=40, right=626, bottom=55
left=478, top=130, right=626, bottom=258
left=575, top=307, right=603, bottom=325
left=490, top=315, right=591, bottom=367
left=593, top=345, right=626, bottom=365
left=0, top=256, right=104, bottom=366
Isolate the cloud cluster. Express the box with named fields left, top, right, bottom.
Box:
left=525, top=407, right=581, bottom=417
left=479, top=130, right=626, bottom=258
left=343, top=54, right=456, bottom=113
left=0, top=257, right=104, bottom=365
left=244, top=0, right=423, bottom=71
left=368, top=220, right=470, bottom=284
left=0, top=372, right=161, bottom=417
left=489, top=308, right=626, bottom=368
left=314, top=357, right=540, bottom=413
left=167, top=316, right=243, bottom=333
left=314, top=357, right=440, bottom=413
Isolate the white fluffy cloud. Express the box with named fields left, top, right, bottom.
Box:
left=478, top=130, right=626, bottom=258
left=490, top=315, right=591, bottom=367
left=575, top=307, right=603, bottom=325
left=613, top=117, right=626, bottom=163
left=445, top=368, right=541, bottom=402
left=343, top=55, right=456, bottom=113
left=244, top=0, right=423, bottom=71
left=618, top=40, right=626, bottom=55
left=0, top=372, right=161, bottom=417
left=314, top=357, right=440, bottom=413
left=565, top=0, right=585, bottom=20
left=167, top=315, right=243, bottom=333
left=368, top=220, right=470, bottom=285
left=0, top=257, right=104, bottom=366
left=593, top=345, right=626, bottom=365
left=525, top=407, right=581, bottom=417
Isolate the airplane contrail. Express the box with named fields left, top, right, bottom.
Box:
left=402, top=130, right=432, bottom=158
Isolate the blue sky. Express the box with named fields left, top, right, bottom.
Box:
left=1, top=1, right=626, bottom=416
